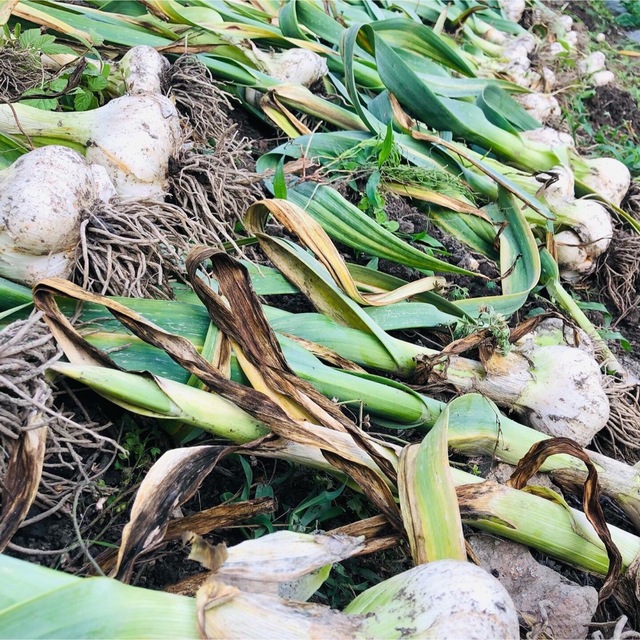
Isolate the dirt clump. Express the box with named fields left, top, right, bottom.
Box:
left=584, top=86, right=640, bottom=132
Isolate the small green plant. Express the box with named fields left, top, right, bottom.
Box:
left=448, top=284, right=470, bottom=301
left=219, top=457, right=350, bottom=538
left=1, top=26, right=111, bottom=111
left=114, top=419, right=162, bottom=481
left=287, top=483, right=346, bottom=532
left=454, top=307, right=511, bottom=354
left=323, top=124, right=471, bottom=237
left=617, top=0, right=640, bottom=28
left=352, top=124, right=401, bottom=232
left=317, top=561, right=380, bottom=609
left=357, top=170, right=399, bottom=232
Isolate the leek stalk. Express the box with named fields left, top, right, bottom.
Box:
left=43, top=363, right=640, bottom=578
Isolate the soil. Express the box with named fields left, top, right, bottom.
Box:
left=585, top=85, right=640, bottom=132
left=563, top=0, right=630, bottom=41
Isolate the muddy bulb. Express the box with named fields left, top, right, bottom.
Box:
left=582, top=158, right=631, bottom=206
left=0, top=146, right=115, bottom=284
left=118, top=45, right=169, bottom=96
left=347, top=560, right=520, bottom=639
left=480, top=344, right=609, bottom=445
left=498, top=0, right=526, bottom=23
left=555, top=230, right=593, bottom=281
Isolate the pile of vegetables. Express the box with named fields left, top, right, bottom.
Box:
left=0, top=0, right=639, bottom=637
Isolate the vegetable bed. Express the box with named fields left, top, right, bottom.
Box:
left=1, top=0, right=640, bottom=638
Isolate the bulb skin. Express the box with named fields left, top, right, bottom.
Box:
left=347, top=560, right=519, bottom=640
left=83, top=94, right=183, bottom=200
left=117, top=45, right=169, bottom=96
left=0, top=145, right=115, bottom=284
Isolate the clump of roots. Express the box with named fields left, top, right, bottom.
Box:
left=167, top=54, right=237, bottom=145
left=623, top=179, right=640, bottom=220
left=596, top=227, right=640, bottom=320
left=169, top=139, right=262, bottom=250
left=594, top=377, right=640, bottom=464
left=73, top=199, right=224, bottom=298
left=165, top=55, right=263, bottom=244
left=0, top=312, right=118, bottom=531
left=0, top=45, right=46, bottom=102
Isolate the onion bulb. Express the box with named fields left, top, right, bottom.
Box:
left=515, top=92, right=561, bottom=123
left=498, top=0, right=526, bottom=24
left=346, top=560, right=519, bottom=639
left=578, top=51, right=606, bottom=77
left=477, top=340, right=609, bottom=445
left=524, top=173, right=616, bottom=282
left=590, top=70, right=614, bottom=87
left=580, top=157, right=631, bottom=206
left=565, top=31, right=579, bottom=48
left=244, top=47, right=329, bottom=106
left=539, top=165, right=575, bottom=204
left=0, top=146, right=114, bottom=284
left=577, top=52, right=614, bottom=87
left=554, top=200, right=613, bottom=278
left=555, top=230, right=593, bottom=281
left=558, top=198, right=613, bottom=255
left=521, top=127, right=575, bottom=149
left=0, top=145, right=222, bottom=296
left=0, top=93, right=183, bottom=200
left=116, top=45, right=169, bottom=96
left=251, top=47, right=328, bottom=87
left=558, top=15, right=574, bottom=31
left=537, top=166, right=614, bottom=278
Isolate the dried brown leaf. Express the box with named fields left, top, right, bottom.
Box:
left=166, top=498, right=275, bottom=541
left=114, top=444, right=247, bottom=582
left=185, top=249, right=402, bottom=527
left=328, top=515, right=400, bottom=555
left=186, top=535, right=229, bottom=572
left=507, top=437, right=623, bottom=602
left=0, top=425, right=47, bottom=552
left=96, top=498, right=274, bottom=576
